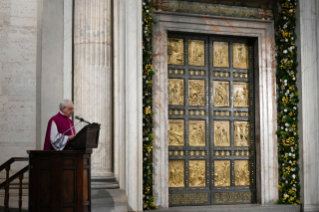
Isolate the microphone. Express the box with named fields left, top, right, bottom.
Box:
left=75, top=115, right=91, bottom=124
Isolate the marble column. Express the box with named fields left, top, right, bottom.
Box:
left=113, top=1, right=143, bottom=211
left=73, top=0, right=112, bottom=176
left=297, top=1, right=319, bottom=211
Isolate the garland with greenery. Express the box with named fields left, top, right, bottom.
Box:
left=276, top=0, right=300, bottom=205
left=142, top=0, right=157, bottom=210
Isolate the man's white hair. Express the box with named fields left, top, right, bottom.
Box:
left=59, top=99, right=72, bottom=110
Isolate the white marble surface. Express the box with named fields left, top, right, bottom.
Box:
left=63, top=0, right=73, bottom=100
left=0, top=0, right=37, bottom=166
left=73, top=0, right=112, bottom=176
left=152, top=12, right=277, bottom=207
left=297, top=1, right=319, bottom=211
left=112, top=1, right=143, bottom=211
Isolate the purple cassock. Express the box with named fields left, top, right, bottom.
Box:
left=43, top=112, right=75, bottom=150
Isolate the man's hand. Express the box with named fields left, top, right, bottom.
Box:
left=68, top=135, right=75, bottom=140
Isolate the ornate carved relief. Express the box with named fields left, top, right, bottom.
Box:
left=189, top=160, right=206, bottom=187
left=189, top=120, right=205, bottom=146
left=213, top=41, right=229, bottom=67
left=168, top=38, right=184, bottom=65
left=234, top=121, right=250, bottom=146
left=233, top=82, right=249, bottom=107
left=189, top=80, right=205, bottom=106
left=188, top=40, right=205, bottom=66
left=169, top=119, right=185, bottom=146
left=169, top=160, right=185, bottom=187
left=235, top=160, right=250, bottom=186
left=168, top=79, right=184, bottom=105
left=233, top=43, right=249, bottom=69
left=213, top=81, right=229, bottom=107
left=214, top=160, right=231, bottom=187
left=214, top=121, right=230, bottom=147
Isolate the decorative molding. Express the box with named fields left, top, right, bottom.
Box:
left=152, top=11, right=277, bottom=207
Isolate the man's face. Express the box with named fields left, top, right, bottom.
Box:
left=61, top=101, right=74, bottom=117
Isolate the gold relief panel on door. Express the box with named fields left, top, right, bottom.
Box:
left=189, top=160, right=206, bottom=187
left=234, top=121, right=250, bottom=147
left=168, top=38, right=184, bottom=65
left=233, top=43, right=249, bottom=69
left=213, top=81, right=230, bottom=107
left=214, top=121, right=230, bottom=147
left=213, top=41, right=229, bottom=68
left=235, top=160, right=250, bottom=186
left=214, top=160, right=231, bottom=187
left=188, top=40, right=205, bottom=66
left=169, top=119, right=185, bottom=146
left=233, top=82, right=249, bottom=107
left=189, top=120, right=205, bottom=147
left=168, top=79, right=184, bottom=105
left=169, top=160, right=185, bottom=187
left=189, top=80, right=205, bottom=106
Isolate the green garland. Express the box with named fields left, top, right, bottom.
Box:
left=276, top=0, right=300, bottom=205
left=142, top=0, right=157, bottom=210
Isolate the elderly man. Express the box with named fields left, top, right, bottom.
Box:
left=43, top=99, right=76, bottom=150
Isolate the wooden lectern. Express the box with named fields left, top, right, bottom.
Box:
left=28, top=123, right=100, bottom=212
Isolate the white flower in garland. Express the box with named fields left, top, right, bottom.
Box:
left=291, top=147, right=294, bottom=152
left=283, top=16, right=287, bottom=20
left=283, top=50, right=288, bottom=54
left=289, top=160, right=292, bottom=164
left=284, top=108, right=287, bottom=113
left=285, top=39, right=288, bottom=42
left=292, top=174, right=296, bottom=179
left=289, top=153, right=291, bottom=156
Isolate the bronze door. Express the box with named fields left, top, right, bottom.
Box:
left=167, top=33, right=256, bottom=206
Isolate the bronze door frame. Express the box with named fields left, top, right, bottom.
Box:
left=168, top=33, right=256, bottom=206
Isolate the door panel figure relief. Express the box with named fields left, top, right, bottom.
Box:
left=235, top=160, right=250, bottom=186
left=169, top=119, right=185, bottom=146
left=169, top=160, right=185, bottom=187
left=214, top=121, right=230, bottom=147
left=214, top=160, right=231, bottom=187
left=189, top=80, right=205, bottom=106
left=188, top=40, right=205, bottom=66
left=168, top=34, right=255, bottom=206
left=189, top=160, right=206, bottom=187
left=234, top=82, right=249, bottom=107
left=213, top=42, right=229, bottom=68
left=168, top=38, right=184, bottom=65
left=189, top=120, right=206, bottom=146
left=213, top=81, right=230, bottom=107
left=168, top=79, right=184, bottom=105
left=234, top=121, right=250, bottom=147
left=233, top=43, right=249, bottom=69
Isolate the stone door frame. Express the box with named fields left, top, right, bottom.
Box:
left=152, top=11, right=277, bottom=208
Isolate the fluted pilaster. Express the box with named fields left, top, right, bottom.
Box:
left=74, top=0, right=112, bottom=176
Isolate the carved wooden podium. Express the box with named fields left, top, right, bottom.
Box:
left=28, top=123, right=100, bottom=212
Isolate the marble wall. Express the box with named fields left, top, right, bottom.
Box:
left=297, top=1, right=319, bottom=211
left=0, top=0, right=37, bottom=168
